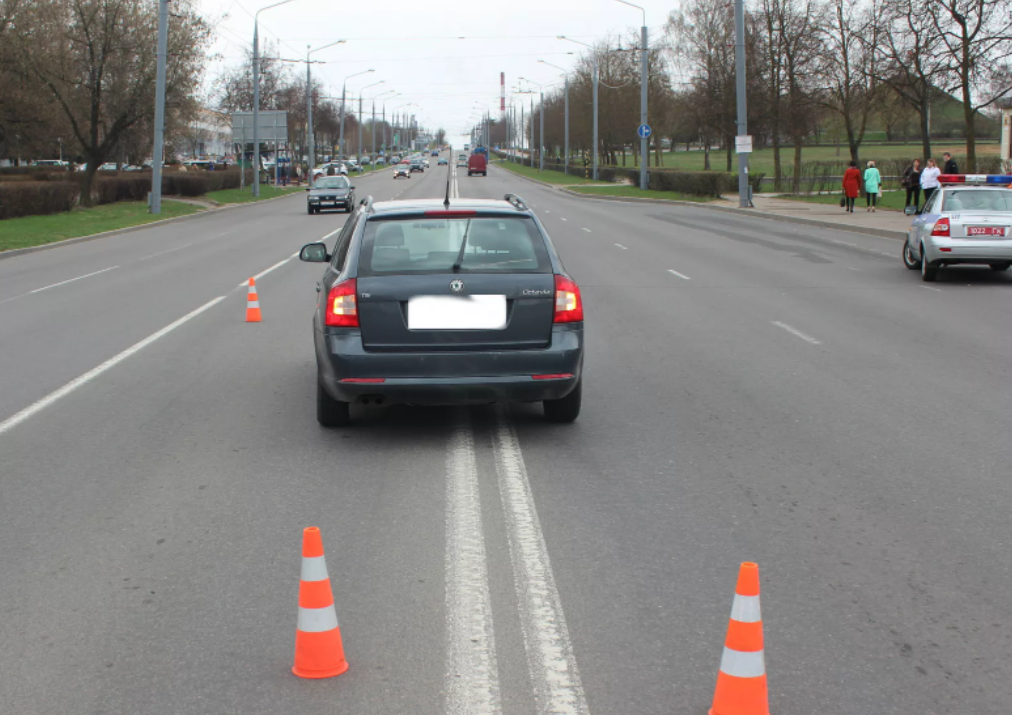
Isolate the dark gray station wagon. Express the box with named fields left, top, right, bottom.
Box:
left=299, top=195, right=585, bottom=426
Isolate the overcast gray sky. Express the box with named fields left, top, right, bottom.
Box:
left=199, top=0, right=679, bottom=146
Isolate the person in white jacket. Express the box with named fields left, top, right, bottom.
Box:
left=919, top=158, right=941, bottom=211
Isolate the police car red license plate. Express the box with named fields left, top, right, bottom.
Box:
left=966, top=226, right=1006, bottom=236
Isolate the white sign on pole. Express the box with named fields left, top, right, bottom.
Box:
left=735, top=135, right=753, bottom=153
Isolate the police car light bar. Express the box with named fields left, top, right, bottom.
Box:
left=938, top=174, right=1012, bottom=185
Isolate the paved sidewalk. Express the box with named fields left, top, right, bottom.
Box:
left=723, top=194, right=912, bottom=236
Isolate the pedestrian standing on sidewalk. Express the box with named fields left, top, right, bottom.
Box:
left=863, top=160, right=882, bottom=212
left=942, top=152, right=958, bottom=175
left=842, top=161, right=861, bottom=213
left=921, top=158, right=941, bottom=209
left=902, top=158, right=922, bottom=209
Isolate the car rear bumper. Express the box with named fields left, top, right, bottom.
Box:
left=316, top=325, right=583, bottom=405
left=924, top=239, right=1012, bottom=264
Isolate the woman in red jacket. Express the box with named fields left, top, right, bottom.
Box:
left=842, top=161, right=861, bottom=213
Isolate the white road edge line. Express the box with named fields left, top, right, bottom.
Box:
left=29, top=266, right=119, bottom=294
left=445, top=411, right=502, bottom=715
left=0, top=296, right=226, bottom=437
left=582, top=228, right=592, bottom=233
left=614, top=243, right=628, bottom=250
left=772, top=320, right=822, bottom=345
left=492, top=408, right=590, bottom=715
left=667, top=269, right=691, bottom=280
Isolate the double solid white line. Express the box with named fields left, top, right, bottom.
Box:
left=445, top=409, right=589, bottom=715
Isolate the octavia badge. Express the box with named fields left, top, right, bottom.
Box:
left=450, top=279, right=465, bottom=294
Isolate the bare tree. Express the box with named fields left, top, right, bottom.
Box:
left=214, top=41, right=290, bottom=114
left=927, top=0, right=1012, bottom=171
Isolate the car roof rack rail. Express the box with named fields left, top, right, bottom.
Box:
left=359, top=195, right=374, bottom=213
left=504, top=194, right=528, bottom=211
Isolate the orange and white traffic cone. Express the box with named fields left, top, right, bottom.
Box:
left=245, top=278, right=261, bottom=323
left=292, top=526, right=349, bottom=679
left=709, top=562, right=770, bottom=715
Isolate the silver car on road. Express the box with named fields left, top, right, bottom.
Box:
left=903, top=181, right=1012, bottom=282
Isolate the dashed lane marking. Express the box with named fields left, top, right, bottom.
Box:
left=772, top=321, right=822, bottom=345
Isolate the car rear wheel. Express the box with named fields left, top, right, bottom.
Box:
left=543, top=380, right=582, bottom=423
left=989, top=262, right=1011, bottom=271
left=317, top=379, right=351, bottom=427
left=921, top=245, right=939, bottom=282
left=902, top=242, right=920, bottom=270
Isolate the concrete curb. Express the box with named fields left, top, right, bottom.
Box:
left=0, top=189, right=304, bottom=261
left=494, top=162, right=907, bottom=242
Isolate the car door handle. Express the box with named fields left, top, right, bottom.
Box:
left=316, top=282, right=322, bottom=293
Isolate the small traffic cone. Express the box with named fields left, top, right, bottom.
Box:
left=292, top=526, right=349, bottom=679
left=710, top=562, right=770, bottom=715
left=245, top=278, right=261, bottom=322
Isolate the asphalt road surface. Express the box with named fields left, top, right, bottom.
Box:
left=0, top=156, right=1009, bottom=714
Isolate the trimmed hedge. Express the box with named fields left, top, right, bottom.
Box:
left=0, top=181, right=81, bottom=219
left=648, top=171, right=733, bottom=197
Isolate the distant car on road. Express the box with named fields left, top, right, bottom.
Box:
left=438, top=158, right=448, bottom=165
left=307, top=175, right=355, bottom=214
left=298, top=194, right=585, bottom=426
left=903, top=175, right=1012, bottom=282
left=409, top=161, right=425, bottom=173
left=467, top=153, right=487, bottom=177
left=431, top=150, right=439, bottom=157
left=456, top=155, right=468, bottom=168
left=393, top=165, right=411, bottom=179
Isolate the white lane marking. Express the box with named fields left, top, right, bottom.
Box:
left=560, top=217, right=567, bottom=221
left=0, top=296, right=226, bottom=437
left=919, top=285, right=942, bottom=292
left=667, top=269, right=691, bottom=280
left=235, top=255, right=296, bottom=288
left=137, top=242, right=195, bottom=261
left=772, top=321, right=821, bottom=345
left=29, top=266, right=119, bottom=294
left=545, top=210, right=550, bottom=213
left=614, top=243, right=628, bottom=250
left=492, top=408, right=589, bottom=715
left=581, top=228, right=591, bottom=233
left=445, top=411, right=502, bottom=715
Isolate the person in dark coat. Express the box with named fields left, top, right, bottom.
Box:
left=842, top=161, right=861, bottom=213
left=901, top=158, right=922, bottom=209
left=942, top=152, right=958, bottom=175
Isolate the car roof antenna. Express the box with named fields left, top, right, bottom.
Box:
left=444, top=162, right=452, bottom=209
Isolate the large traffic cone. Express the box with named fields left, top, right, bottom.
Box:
left=292, top=526, right=349, bottom=679
left=710, top=562, right=770, bottom=715
left=245, top=278, right=261, bottom=323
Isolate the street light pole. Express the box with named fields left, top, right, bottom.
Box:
left=539, top=60, right=569, bottom=174
left=338, top=70, right=374, bottom=161
left=734, top=0, right=750, bottom=207
left=306, top=39, right=345, bottom=186
left=614, top=0, right=649, bottom=189
left=559, top=36, right=599, bottom=180
left=150, top=0, right=169, bottom=213
left=520, top=78, right=544, bottom=172
left=253, top=0, right=297, bottom=198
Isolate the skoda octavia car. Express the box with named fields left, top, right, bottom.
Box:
left=299, top=195, right=584, bottom=426
left=307, top=176, right=355, bottom=214
left=903, top=176, right=1012, bottom=282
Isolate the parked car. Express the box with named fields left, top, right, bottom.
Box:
left=31, top=159, right=69, bottom=168
left=375, top=158, right=387, bottom=167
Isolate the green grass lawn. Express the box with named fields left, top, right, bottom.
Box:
left=205, top=185, right=304, bottom=204
left=0, top=200, right=203, bottom=252
left=778, top=189, right=910, bottom=212
left=566, top=185, right=716, bottom=203
left=493, top=159, right=597, bottom=185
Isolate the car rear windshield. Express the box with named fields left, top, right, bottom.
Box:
left=315, top=177, right=349, bottom=189
left=942, top=189, right=1012, bottom=213
left=358, top=216, right=551, bottom=276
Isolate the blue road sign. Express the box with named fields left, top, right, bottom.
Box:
left=637, top=124, right=652, bottom=139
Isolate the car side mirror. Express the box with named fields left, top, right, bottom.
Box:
left=350, top=186, right=355, bottom=190
left=305, top=187, right=310, bottom=191
left=300, top=243, right=329, bottom=263
left=903, top=206, right=917, bottom=216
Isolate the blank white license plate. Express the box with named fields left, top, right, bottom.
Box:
left=408, top=295, right=506, bottom=330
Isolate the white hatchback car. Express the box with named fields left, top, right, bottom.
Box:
left=903, top=176, right=1012, bottom=282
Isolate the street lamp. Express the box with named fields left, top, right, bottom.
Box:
left=539, top=60, right=569, bottom=174
left=519, top=77, right=544, bottom=171
left=379, top=92, right=399, bottom=157
left=253, top=0, right=298, bottom=197
left=558, top=36, right=599, bottom=180
left=306, top=39, right=346, bottom=185
left=339, top=69, right=375, bottom=161
left=150, top=0, right=170, bottom=213
left=613, top=0, right=649, bottom=189
left=393, top=103, right=417, bottom=152
left=370, top=89, right=396, bottom=161
left=356, top=81, right=384, bottom=168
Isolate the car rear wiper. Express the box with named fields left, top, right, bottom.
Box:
left=451, top=219, right=472, bottom=273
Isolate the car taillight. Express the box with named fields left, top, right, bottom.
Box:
left=325, top=278, right=358, bottom=327
left=553, top=274, right=583, bottom=323
left=931, top=218, right=950, bottom=236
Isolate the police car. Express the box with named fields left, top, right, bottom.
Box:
left=903, top=174, right=1012, bottom=282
